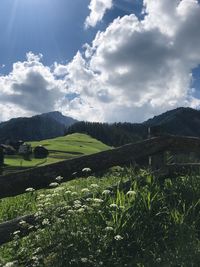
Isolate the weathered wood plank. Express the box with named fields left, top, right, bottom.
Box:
left=166, top=163, right=200, bottom=176
left=0, top=214, right=37, bottom=245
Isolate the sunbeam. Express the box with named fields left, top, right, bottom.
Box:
left=6, top=0, right=19, bottom=37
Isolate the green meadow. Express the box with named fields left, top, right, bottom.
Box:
left=3, top=133, right=110, bottom=174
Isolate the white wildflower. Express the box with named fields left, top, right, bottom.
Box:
left=110, top=203, right=118, bottom=209
left=82, top=167, right=91, bottom=173
left=25, top=187, right=35, bottom=192
left=52, top=193, right=59, bottom=197
left=81, top=258, right=88, bottom=263
left=74, top=200, right=81, bottom=205
left=55, top=176, right=64, bottom=182
left=32, top=256, right=39, bottom=261
left=81, top=188, right=90, bottom=193
left=105, top=226, right=114, bottom=232
left=49, top=182, right=59, bottom=188
left=37, top=194, right=45, bottom=200
left=35, top=211, right=43, bottom=217
left=53, top=187, right=64, bottom=192
left=102, top=190, right=111, bottom=196
left=77, top=208, right=85, bottom=213
left=96, top=199, right=103, bottom=204
left=42, top=218, right=50, bottom=226
left=86, top=198, right=92, bottom=202
left=19, top=220, right=26, bottom=226
left=90, top=183, right=99, bottom=189
left=73, top=200, right=82, bottom=209
left=33, top=247, right=42, bottom=254
left=13, top=230, right=20, bottom=236
left=67, top=209, right=74, bottom=214
left=114, top=235, right=123, bottom=241
left=4, top=262, right=18, bottom=267
left=126, top=190, right=136, bottom=197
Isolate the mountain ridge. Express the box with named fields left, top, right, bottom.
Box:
left=67, top=107, right=200, bottom=146
left=1, top=107, right=200, bottom=146
left=0, top=111, right=77, bottom=143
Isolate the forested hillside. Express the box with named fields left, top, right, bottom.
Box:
left=66, top=121, right=147, bottom=146
left=67, top=107, right=200, bottom=146
left=0, top=111, right=77, bottom=143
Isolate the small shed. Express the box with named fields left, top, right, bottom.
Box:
left=34, top=146, right=49, bottom=159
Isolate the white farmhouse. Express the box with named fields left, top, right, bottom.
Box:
left=18, top=143, right=32, bottom=155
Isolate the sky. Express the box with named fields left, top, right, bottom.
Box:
left=0, top=0, right=200, bottom=122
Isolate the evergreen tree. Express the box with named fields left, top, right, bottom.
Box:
left=66, top=121, right=148, bottom=147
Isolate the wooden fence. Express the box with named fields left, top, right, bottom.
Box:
left=1, top=134, right=200, bottom=245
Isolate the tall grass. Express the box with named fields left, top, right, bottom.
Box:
left=1, top=168, right=200, bottom=266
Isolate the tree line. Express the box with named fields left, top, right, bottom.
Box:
left=66, top=121, right=148, bottom=147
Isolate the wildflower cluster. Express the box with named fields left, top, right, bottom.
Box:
left=1, top=169, right=200, bottom=267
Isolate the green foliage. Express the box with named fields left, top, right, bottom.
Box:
left=67, top=107, right=200, bottom=147
left=66, top=121, right=146, bottom=147
left=1, top=169, right=200, bottom=266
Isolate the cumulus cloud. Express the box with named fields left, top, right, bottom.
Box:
left=64, top=0, right=200, bottom=122
left=0, top=52, right=66, bottom=120
left=85, top=0, right=113, bottom=28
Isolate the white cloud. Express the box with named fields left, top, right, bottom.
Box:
left=85, top=0, right=113, bottom=28
left=1, top=0, right=200, bottom=123
left=64, top=0, right=200, bottom=122
left=0, top=52, right=66, bottom=120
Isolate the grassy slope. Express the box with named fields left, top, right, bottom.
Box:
left=0, top=167, right=125, bottom=223
left=3, top=133, right=110, bottom=173
left=1, top=168, right=200, bottom=266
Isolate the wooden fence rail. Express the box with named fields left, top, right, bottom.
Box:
left=0, top=214, right=36, bottom=245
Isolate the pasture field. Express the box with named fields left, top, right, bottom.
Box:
left=0, top=167, right=200, bottom=266
left=3, top=133, right=110, bottom=174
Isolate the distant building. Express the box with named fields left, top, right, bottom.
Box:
left=18, top=143, right=32, bottom=155
left=34, top=146, right=49, bottom=158
left=0, top=144, right=16, bottom=155
left=5, top=140, right=24, bottom=151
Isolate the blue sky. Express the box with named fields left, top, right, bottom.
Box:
left=0, top=0, right=200, bottom=122
left=0, top=0, right=141, bottom=74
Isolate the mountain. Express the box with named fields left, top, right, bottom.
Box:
left=66, top=107, right=200, bottom=146
left=144, top=107, right=200, bottom=136
left=1, top=107, right=200, bottom=146
left=41, top=111, right=77, bottom=127
left=0, top=112, right=77, bottom=143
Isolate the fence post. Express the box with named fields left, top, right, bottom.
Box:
left=148, top=126, right=165, bottom=170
